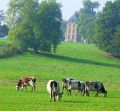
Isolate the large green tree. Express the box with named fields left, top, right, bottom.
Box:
left=36, top=0, right=62, bottom=53
left=6, top=0, right=62, bottom=53
left=77, top=0, right=99, bottom=43
left=93, top=0, right=120, bottom=58
left=6, top=0, right=38, bottom=51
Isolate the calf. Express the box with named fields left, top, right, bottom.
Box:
left=47, top=80, right=63, bottom=102
left=83, top=81, right=107, bottom=97
left=16, top=77, right=36, bottom=92
left=62, top=78, right=84, bottom=95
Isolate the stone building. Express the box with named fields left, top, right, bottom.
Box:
left=65, top=12, right=79, bottom=42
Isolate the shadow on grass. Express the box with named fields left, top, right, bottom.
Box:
left=62, top=100, right=89, bottom=103
left=38, top=52, right=120, bottom=68
left=106, top=96, right=120, bottom=99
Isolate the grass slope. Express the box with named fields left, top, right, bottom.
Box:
left=0, top=42, right=120, bottom=111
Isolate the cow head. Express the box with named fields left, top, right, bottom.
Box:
left=58, top=92, right=63, bottom=101
left=104, top=91, right=107, bottom=97
left=16, top=80, right=22, bottom=91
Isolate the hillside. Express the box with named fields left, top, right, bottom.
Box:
left=0, top=42, right=120, bottom=82
left=0, top=42, right=120, bottom=111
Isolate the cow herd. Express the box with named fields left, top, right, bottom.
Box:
left=16, top=77, right=107, bottom=102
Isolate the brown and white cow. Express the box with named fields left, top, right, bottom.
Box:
left=16, top=77, right=36, bottom=92
left=47, top=80, right=63, bottom=102
left=83, top=81, right=107, bottom=97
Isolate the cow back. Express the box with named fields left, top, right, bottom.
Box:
left=68, top=80, right=81, bottom=90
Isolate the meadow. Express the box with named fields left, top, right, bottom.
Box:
left=0, top=42, right=120, bottom=111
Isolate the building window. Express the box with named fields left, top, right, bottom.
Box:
left=68, top=29, right=71, bottom=33
left=72, top=29, right=75, bottom=33
left=72, top=36, right=74, bottom=40
left=69, top=24, right=71, bottom=27
left=73, top=24, right=75, bottom=28
left=68, top=35, right=70, bottom=39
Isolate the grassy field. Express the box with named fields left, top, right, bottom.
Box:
left=0, top=42, right=120, bottom=111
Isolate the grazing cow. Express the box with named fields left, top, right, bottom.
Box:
left=16, top=77, right=36, bottom=92
left=83, top=81, right=107, bottom=97
left=47, top=80, right=63, bottom=102
left=62, top=78, right=84, bottom=95
left=62, top=78, right=74, bottom=93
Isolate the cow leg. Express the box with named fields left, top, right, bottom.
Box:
left=25, top=86, right=27, bottom=91
left=86, top=91, right=89, bottom=96
left=31, top=86, right=34, bottom=92
left=21, top=85, right=24, bottom=91
left=95, top=91, right=98, bottom=97
left=69, top=90, right=71, bottom=95
left=50, top=91, right=52, bottom=102
left=83, top=90, right=86, bottom=96
left=54, top=95, right=56, bottom=102
left=31, top=84, right=35, bottom=92
left=67, top=89, right=69, bottom=95
left=85, top=90, right=89, bottom=96
left=30, top=84, right=34, bottom=92
left=34, top=85, right=36, bottom=91
left=76, top=90, right=78, bottom=96
left=81, top=90, right=83, bottom=96
left=62, top=87, right=64, bottom=93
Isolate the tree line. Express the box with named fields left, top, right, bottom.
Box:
left=0, top=0, right=120, bottom=58
left=77, top=0, right=120, bottom=58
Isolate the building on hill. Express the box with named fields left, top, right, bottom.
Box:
left=65, top=12, right=79, bottom=42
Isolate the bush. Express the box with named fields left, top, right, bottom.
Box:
left=0, top=39, right=23, bottom=57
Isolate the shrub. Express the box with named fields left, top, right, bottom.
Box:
left=0, top=39, right=23, bottom=57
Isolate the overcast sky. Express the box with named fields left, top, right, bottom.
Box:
left=0, top=0, right=114, bottom=20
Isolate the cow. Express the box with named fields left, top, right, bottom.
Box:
left=62, top=78, right=84, bottom=95
left=83, top=81, right=107, bottom=97
left=62, top=78, right=74, bottom=94
left=47, top=80, right=63, bottom=102
left=16, top=77, right=36, bottom=92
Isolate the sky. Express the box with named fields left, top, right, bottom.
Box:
left=0, top=0, right=114, bottom=20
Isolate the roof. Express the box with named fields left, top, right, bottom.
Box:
left=68, top=11, right=79, bottom=22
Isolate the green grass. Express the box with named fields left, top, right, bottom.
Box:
left=0, top=42, right=120, bottom=111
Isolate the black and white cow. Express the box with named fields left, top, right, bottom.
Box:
left=62, top=78, right=74, bottom=93
left=47, top=80, right=63, bottom=102
left=16, top=77, right=36, bottom=92
left=62, top=78, right=84, bottom=95
left=83, top=81, right=107, bottom=97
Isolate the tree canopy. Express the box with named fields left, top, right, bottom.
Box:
left=93, top=0, right=120, bottom=58
left=77, top=0, right=99, bottom=43
left=6, top=0, right=62, bottom=53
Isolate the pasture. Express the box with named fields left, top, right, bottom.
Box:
left=0, top=42, right=120, bottom=111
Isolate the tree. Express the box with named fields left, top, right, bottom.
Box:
left=61, top=20, right=67, bottom=41
left=93, top=0, right=120, bottom=58
left=0, top=10, right=5, bottom=26
left=0, top=25, right=8, bottom=37
left=36, top=0, right=62, bottom=53
left=6, top=0, right=62, bottom=53
left=77, top=0, right=99, bottom=43
left=0, top=10, right=8, bottom=37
